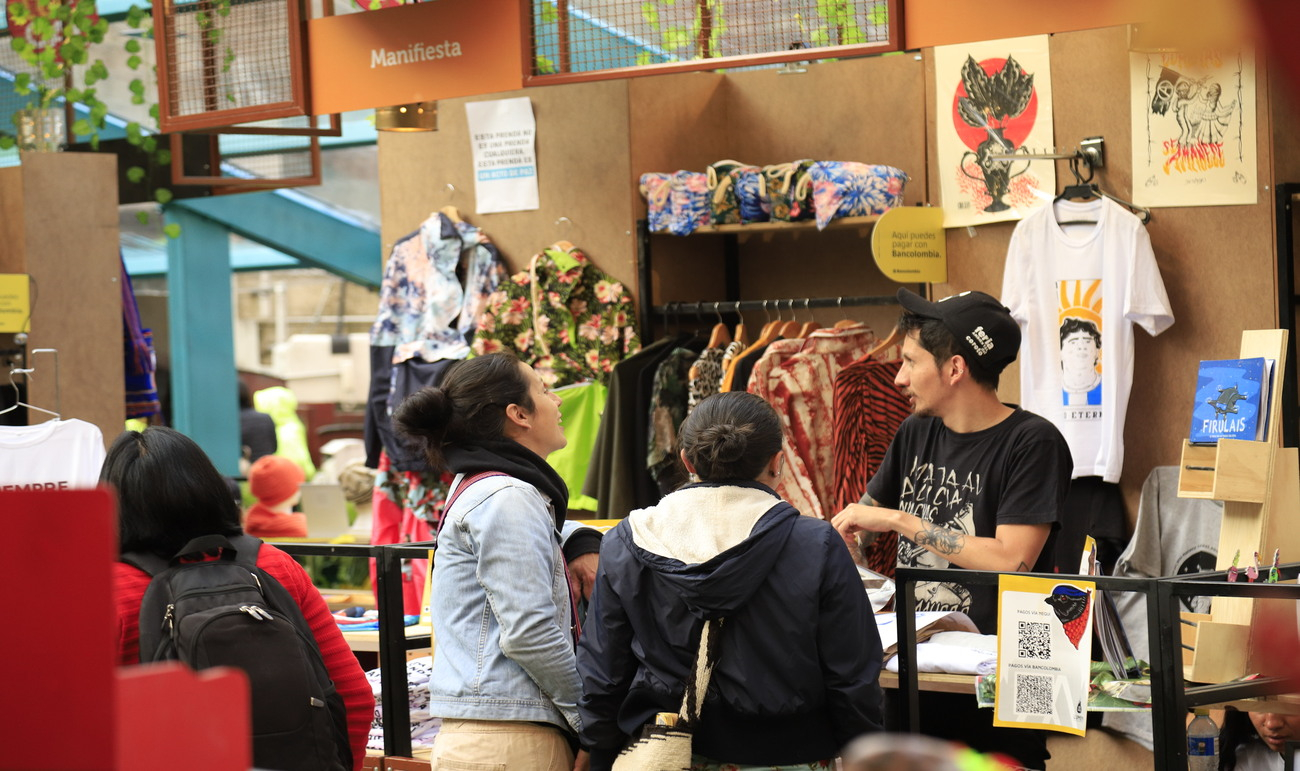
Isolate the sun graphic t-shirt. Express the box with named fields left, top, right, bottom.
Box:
left=1002, top=197, right=1174, bottom=483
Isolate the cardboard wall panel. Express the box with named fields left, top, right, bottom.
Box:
left=636, top=53, right=929, bottom=339
left=929, top=26, right=1280, bottom=524
left=0, top=154, right=122, bottom=443
left=378, top=79, right=638, bottom=288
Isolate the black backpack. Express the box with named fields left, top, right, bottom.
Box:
left=122, top=534, right=352, bottom=771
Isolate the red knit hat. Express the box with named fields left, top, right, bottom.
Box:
left=249, top=455, right=305, bottom=505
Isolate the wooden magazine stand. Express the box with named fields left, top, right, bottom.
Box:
left=1177, top=329, right=1300, bottom=682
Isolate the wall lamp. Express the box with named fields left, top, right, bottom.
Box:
left=375, top=101, right=438, bottom=132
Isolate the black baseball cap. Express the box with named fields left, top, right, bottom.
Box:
left=896, top=288, right=1021, bottom=374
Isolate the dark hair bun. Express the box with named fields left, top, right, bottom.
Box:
left=677, top=392, right=783, bottom=482
left=393, top=386, right=454, bottom=442
left=695, top=423, right=751, bottom=465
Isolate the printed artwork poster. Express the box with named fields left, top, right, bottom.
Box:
left=994, top=574, right=1095, bottom=736
left=1130, top=50, right=1257, bottom=207
left=935, top=34, right=1055, bottom=229
left=465, top=97, right=540, bottom=214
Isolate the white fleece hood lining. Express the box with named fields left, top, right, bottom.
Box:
left=627, top=485, right=779, bottom=564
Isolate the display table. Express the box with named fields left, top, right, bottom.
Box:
left=341, top=624, right=433, bottom=654
left=878, top=671, right=977, bottom=695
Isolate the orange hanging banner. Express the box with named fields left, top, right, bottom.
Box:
left=307, top=0, right=524, bottom=116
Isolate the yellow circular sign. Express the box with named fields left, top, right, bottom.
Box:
left=871, top=207, right=947, bottom=283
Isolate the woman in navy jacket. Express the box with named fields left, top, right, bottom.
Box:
left=577, top=392, right=884, bottom=770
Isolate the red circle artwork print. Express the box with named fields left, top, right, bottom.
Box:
left=951, top=58, right=1039, bottom=152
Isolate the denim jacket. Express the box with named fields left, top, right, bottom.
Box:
left=426, top=472, right=584, bottom=732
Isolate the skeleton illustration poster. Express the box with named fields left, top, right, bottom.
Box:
left=935, top=35, right=1055, bottom=229
left=1130, top=51, right=1257, bottom=207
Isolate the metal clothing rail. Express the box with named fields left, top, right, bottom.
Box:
left=651, top=295, right=899, bottom=317
left=893, top=564, right=1300, bottom=771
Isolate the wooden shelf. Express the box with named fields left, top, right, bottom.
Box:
left=878, top=671, right=977, bottom=695
left=679, top=214, right=881, bottom=235
left=1177, top=439, right=1271, bottom=502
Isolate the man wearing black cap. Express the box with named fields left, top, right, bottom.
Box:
left=832, top=288, right=1072, bottom=770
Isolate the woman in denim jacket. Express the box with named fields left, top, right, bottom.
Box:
left=395, top=352, right=600, bottom=771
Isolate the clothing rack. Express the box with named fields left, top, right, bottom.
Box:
left=988, top=136, right=1151, bottom=224
left=650, top=295, right=900, bottom=318
left=986, top=136, right=1106, bottom=167
left=2, top=347, right=61, bottom=420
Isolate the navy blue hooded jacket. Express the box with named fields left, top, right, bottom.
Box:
left=576, top=482, right=884, bottom=768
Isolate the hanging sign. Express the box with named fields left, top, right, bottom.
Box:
left=307, top=0, right=523, bottom=116
left=465, top=97, right=539, bottom=214
left=0, top=274, right=31, bottom=333
left=870, top=207, right=947, bottom=283
left=994, top=574, right=1095, bottom=736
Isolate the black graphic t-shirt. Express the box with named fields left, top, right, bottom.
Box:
left=867, top=407, right=1073, bottom=633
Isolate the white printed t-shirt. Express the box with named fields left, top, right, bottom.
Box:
left=1002, top=197, right=1174, bottom=482
left=0, top=419, right=106, bottom=491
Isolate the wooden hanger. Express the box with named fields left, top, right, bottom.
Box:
left=732, top=321, right=749, bottom=348
left=551, top=240, right=576, bottom=252
left=721, top=302, right=782, bottom=391
left=798, top=320, right=822, bottom=338
left=706, top=322, right=731, bottom=350
left=867, top=325, right=903, bottom=360
left=831, top=297, right=859, bottom=330
left=439, top=205, right=463, bottom=223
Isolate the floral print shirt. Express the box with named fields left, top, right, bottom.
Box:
left=371, top=212, right=508, bottom=363
left=472, top=244, right=640, bottom=388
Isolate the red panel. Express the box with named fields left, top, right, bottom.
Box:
left=116, top=663, right=251, bottom=771
left=6, top=489, right=118, bottom=771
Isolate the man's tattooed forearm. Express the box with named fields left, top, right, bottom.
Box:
left=915, top=523, right=964, bottom=555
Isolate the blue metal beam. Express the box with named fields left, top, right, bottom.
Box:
left=171, top=190, right=382, bottom=288
left=165, top=206, right=241, bottom=476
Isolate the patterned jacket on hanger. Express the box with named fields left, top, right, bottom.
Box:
left=371, top=212, right=508, bottom=364
left=472, top=244, right=640, bottom=388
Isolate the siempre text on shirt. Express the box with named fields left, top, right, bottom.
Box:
left=2, top=481, right=71, bottom=492
left=370, top=40, right=463, bottom=69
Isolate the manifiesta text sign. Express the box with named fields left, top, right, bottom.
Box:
left=308, top=0, right=523, bottom=116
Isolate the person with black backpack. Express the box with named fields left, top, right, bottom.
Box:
left=105, top=426, right=374, bottom=770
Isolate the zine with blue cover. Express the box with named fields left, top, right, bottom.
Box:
left=1188, top=357, right=1273, bottom=444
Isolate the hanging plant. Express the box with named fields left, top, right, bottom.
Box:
left=3, top=0, right=110, bottom=149
left=3, top=0, right=180, bottom=233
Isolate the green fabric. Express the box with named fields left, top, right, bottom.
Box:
left=546, top=381, right=606, bottom=512
left=253, top=386, right=317, bottom=480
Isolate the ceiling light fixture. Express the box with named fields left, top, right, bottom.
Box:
left=375, top=101, right=438, bottom=132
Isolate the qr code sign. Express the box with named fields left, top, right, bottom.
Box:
left=1018, top=621, right=1051, bottom=659
left=1015, top=673, right=1053, bottom=715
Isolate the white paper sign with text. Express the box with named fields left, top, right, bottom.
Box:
left=466, top=97, right=539, bottom=214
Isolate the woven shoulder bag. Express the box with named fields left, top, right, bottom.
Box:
left=612, top=618, right=723, bottom=771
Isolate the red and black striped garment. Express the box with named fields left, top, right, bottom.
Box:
left=832, top=357, right=909, bottom=578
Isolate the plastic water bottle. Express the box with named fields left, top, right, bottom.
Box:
left=1187, top=709, right=1219, bottom=771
